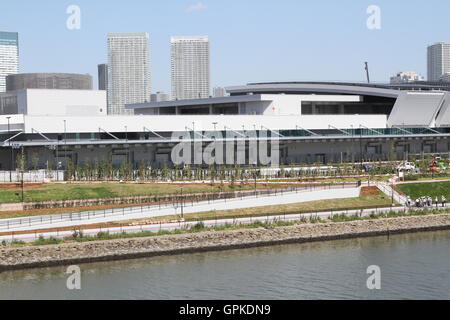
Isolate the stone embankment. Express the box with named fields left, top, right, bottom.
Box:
left=1, top=214, right=449, bottom=271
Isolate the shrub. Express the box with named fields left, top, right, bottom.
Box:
left=33, top=236, right=63, bottom=246
left=189, top=222, right=206, bottom=232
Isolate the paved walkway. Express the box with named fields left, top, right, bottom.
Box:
left=397, top=178, right=450, bottom=185
left=3, top=203, right=448, bottom=243
left=0, top=186, right=361, bottom=233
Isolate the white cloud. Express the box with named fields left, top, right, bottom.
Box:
left=186, top=2, right=207, bottom=13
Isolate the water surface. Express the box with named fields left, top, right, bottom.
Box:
left=0, top=231, right=449, bottom=300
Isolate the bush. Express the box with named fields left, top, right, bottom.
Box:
left=72, top=230, right=84, bottom=239
left=96, top=232, right=110, bottom=239
left=33, top=236, right=63, bottom=246
left=11, top=240, right=25, bottom=247
left=189, top=222, right=206, bottom=232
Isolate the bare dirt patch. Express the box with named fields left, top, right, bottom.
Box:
left=0, top=183, right=45, bottom=191
left=360, top=186, right=381, bottom=197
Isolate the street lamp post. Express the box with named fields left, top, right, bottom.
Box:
left=64, top=120, right=67, bottom=146
left=180, top=186, right=184, bottom=220
left=20, top=145, right=24, bottom=203
left=360, top=126, right=363, bottom=170
left=125, top=125, right=130, bottom=165
left=6, top=116, right=12, bottom=182
left=56, top=140, right=59, bottom=181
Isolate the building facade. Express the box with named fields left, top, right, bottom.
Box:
left=171, top=36, right=210, bottom=100
left=0, top=89, right=106, bottom=116
left=0, top=31, right=19, bottom=93
left=390, top=71, right=424, bottom=84
left=440, top=73, right=450, bottom=82
left=428, top=42, right=450, bottom=81
left=98, top=64, right=108, bottom=91
left=2, top=81, right=450, bottom=171
left=213, top=87, right=225, bottom=97
left=150, top=92, right=169, bottom=102
left=6, top=73, right=92, bottom=91
left=107, top=33, right=151, bottom=115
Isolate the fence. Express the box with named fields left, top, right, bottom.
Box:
left=3, top=202, right=443, bottom=243
left=0, top=170, right=65, bottom=183
left=377, top=183, right=407, bottom=205
left=0, top=183, right=358, bottom=231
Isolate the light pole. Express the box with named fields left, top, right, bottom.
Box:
left=360, top=126, right=363, bottom=170
left=6, top=116, right=12, bottom=182
left=56, top=140, right=59, bottom=181
left=180, top=186, right=184, bottom=220
left=20, top=145, right=24, bottom=203
left=64, top=120, right=67, bottom=146
left=350, top=124, right=354, bottom=165
left=125, top=125, right=130, bottom=165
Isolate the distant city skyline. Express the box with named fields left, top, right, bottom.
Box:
left=107, top=32, right=151, bottom=115
left=0, top=31, right=19, bottom=92
left=171, top=36, right=210, bottom=100
left=390, top=71, right=424, bottom=84
left=1, top=1, right=450, bottom=93
left=98, top=63, right=108, bottom=91
left=428, top=42, right=450, bottom=81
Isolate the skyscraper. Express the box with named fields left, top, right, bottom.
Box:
left=107, top=33, right=151, bottom=115
left=428, top=42, right=450, bottom=81
left=98, top=64, right=108, bottom=91
left=0, top=31, right=19, bottom=93
left=171, top=36, right=210, bottom=100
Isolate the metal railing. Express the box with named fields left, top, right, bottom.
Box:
left=4, top=201, right=446, bottom=243
left=0, top=183, right=358, bottom=231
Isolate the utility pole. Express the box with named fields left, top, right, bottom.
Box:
left=365, top=62, right=371, bottom=84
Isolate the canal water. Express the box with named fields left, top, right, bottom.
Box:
left=0, top=231, right=449, bottom=300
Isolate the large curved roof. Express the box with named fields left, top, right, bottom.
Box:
left=226, top=81, right=450, bottom=98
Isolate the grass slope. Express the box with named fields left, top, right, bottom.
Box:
left=397, top=181, right=450, bottom=199
left=0, top=184, right=255, bottom=204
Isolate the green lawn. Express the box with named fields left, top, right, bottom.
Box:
left=0, top=183, right=256, bottom=204
left=397, top=181, right=450, bottom=199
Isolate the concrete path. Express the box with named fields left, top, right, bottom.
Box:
left=2, top=203, right=444, bottom=243
left=0, top=186, right=361, bottom=233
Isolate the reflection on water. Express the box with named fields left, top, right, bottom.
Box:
left=0, top=231, right=449, bottom=300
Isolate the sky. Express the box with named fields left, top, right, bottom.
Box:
left=1, top=0, right=449, bottom=93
